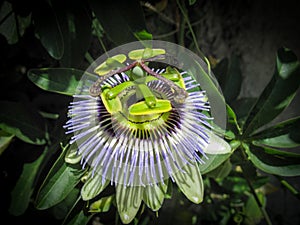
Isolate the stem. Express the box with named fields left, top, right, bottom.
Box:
left=142, top=2, right=176, bottom=25
left=85, top=52, right=95, bottom=65
left=92, top=16, right=108, bottom=57
left=275, top=175, right=300, bottom=200
left=177, top=7, right=186, bottom=47
left=176, top=0, right=212, bottom=76
left=239, top=147, right=273, bottom=225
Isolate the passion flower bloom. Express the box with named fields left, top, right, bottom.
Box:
left=64, top=43, right=228, bottom=224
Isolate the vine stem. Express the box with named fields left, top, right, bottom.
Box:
left=275, top=175, right=300, bottom=200
left=176, top=0, right=212, bottom=76
left=239, top=147, right=273, bottom=225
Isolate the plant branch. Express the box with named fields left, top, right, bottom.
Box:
left=176, top=0, right=211, bottom=76
left=275, top=175, right=300, bottom=200
left=239, top=146, right=273, bottom=225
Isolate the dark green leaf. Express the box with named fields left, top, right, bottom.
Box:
left=221, top=176, right=249, bottom=193
left=52, top=188, right=80, bottom=220
left=0, top=101, right=46, bottom=145
left=65, top=210, right=92, bottom=225
left=32, top=1, right=64, bottom=59
left=0, top=130, right=14, bottom=155
left=189, top=0, right=197, bottom=5
left=244, top=193, right=265, bottom=225
left=0, top=1, right=31, bottom=44
left=243, top=48, right=300, bottom=136
left=253, top=134, right=300, bottom=148
left=251, top=116, right=300, bottom=148
left=206, top=159, right=232, bottom=180
left=89, top=0, right=147, bottom=45
left=27, top=68, right=86, bottom=96
left=9, top=148, right=47, bottom=216
left=187, top=61, right=227, bottom=133
left=35, top=149, right=84, bottom=209
left=213, top=55, right=242, bottom=103
left=245, top=143, right=300, bottom=176
left=52, top=0, right=92, bottom=67
left=231, top=98, right=257, bottom=126
left=199, top=152, right=231, bottom=174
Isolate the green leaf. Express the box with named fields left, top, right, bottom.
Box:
left=64, top=210, right=92, bottom=225
left=206, top=159, right=232, bottom=180
left=9, top=147, right=47, bottom=216
left=32, top=1, right=64, bottom=59
left=52, top=188, right=81, bottom=220
left=89, top=0, right=147, bottom=45
left=231, top=98, right=257, bottom=126
left=213, top=55, right=242, bottom=103
left=226, top=104, right=242, bottom=134
left=244, top=193, right=265, bottom=225
left=244, top=143, right=300, bottom=176
left=143, top=181, right=168, bottom=211
left=243, top=48, right=300, bottom=136
left=0, top=101, right=46, bottom=145
left=35, top=150, right=84, bottom=209
left=251, top=116, right=300, bottom=148
left=116, top=185, right=143, bottom=224
left=89, top=195, right=114, bottom=213
left=187, top=60, right=227, bottom=134
left=199, top=152, right=231, bottom=174
left=134, top=30, right=153, bottom=41
left=173, top=162, right=203, bottom=204
left=253, top=134, right=300, bottom=148
left=51, top=0, right=92, bottom=67
left=0, top=130, right=14, bottom=155
left=27, top=68, right=87, bottom=96
left=189, top=0, right=197, bottom=5
left=221, top=176, right=249, bottom=193
left=0, top=1, right=31, bottom=44
left=81, top=170, right=109, bottom=201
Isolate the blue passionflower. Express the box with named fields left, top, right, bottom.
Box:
left=63, top=44, right=227, bottom=224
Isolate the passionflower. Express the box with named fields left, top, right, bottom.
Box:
left=64, top=41, right=228, bottom=224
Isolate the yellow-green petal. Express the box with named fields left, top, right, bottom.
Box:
left=81, top=171, right=109, bottom=201
left=116, top=185, right=143, bottom=224
left=143, top=181, right=168, bottom=211
left=173, top=162, right=204, bottom=204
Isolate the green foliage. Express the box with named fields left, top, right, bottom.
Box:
left=0, top=101, right=46, bottom=145
left=35, top=146, right=85, bottom=210
left=1, top=1, right=300, bottom=225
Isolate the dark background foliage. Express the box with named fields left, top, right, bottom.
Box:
left=1, top=0, right=300, bottom=225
